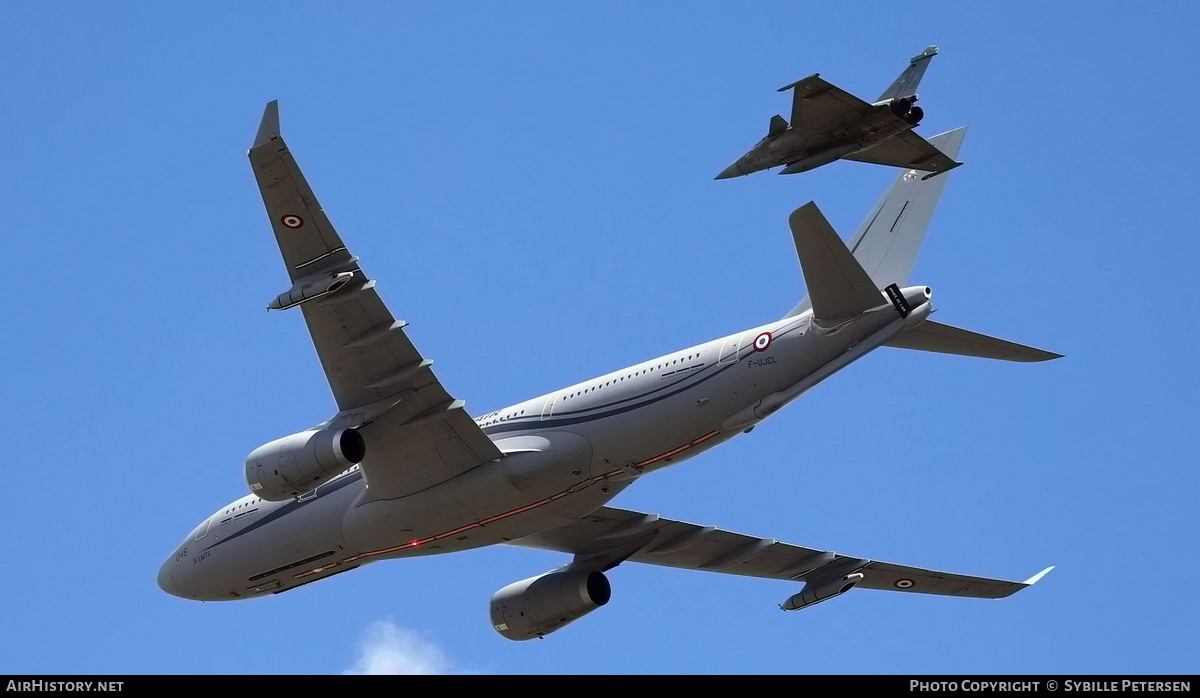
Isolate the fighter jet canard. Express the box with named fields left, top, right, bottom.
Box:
left=716, top=46, right=963, bottom=180
left=158, top=104, right=1057, bottom=641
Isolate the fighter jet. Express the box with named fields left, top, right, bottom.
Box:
left=716, top=46, right=962, bottom=180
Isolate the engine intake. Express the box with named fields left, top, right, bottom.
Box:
left=244, top=428, right=366, bottom=501
left=489, top=569, right=611, bottom=640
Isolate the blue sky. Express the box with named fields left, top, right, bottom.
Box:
left=3, top=3, right=1197, bottom=675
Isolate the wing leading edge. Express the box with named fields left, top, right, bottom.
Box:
left=514, top=506, right=1049, bottom=607
left=248, top=101, right=501, bottom=499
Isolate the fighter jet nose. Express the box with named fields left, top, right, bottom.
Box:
left=715, top=164, right=741, bottom=180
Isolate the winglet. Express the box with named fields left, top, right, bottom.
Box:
left=1022, top=566, right=1055, bottom=586
left=252, top=100, right=280, bottom=149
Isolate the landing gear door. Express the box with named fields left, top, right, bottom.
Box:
left=718, top=332, right=747, bottom=365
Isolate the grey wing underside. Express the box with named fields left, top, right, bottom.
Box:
left=780, top=74, right=873, bottom=128
left=843, top=129, right=962, bottom=174
left=515, top=506, right=1048, bottom=599
left=249, top=101, right=501, bottom=500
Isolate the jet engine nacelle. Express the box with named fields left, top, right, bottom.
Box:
left=489, top=569, right=611, bottom=640
left=781, top=572, right=864, bottom=611
left=244, top=428, right=366, bottom=501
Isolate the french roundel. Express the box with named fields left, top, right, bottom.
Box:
left=753, top=332, right=772, bottom=352
left=280, top=214, right=304, bottom=229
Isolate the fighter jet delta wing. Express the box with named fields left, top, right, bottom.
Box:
left=843, top=128, right=962, bottom=179
left=778, top=73, right=873, bottom=129
left=513, top=506, right=1051, bottom=612
left=249, top=101, right=502, bottom=501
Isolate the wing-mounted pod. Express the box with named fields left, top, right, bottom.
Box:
left=781, top=556, right=868, bottom=611
left=781, top=571, right=865, bottom=611
left=267, top=257, right=365, bottom=311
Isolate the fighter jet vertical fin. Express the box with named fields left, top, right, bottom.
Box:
left=877, top=45, right=938, bottom=103
left=768, top=114, right=789, bottom=137
left=787, top=203, right=885, bottom=322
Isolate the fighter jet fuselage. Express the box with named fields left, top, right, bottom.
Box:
left=718, top=98, right=922, bottom=178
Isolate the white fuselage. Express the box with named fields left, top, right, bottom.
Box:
left=158, top=295, right=930, bottom=601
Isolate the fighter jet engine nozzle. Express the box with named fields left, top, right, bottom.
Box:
left=888, top=97, right=913, bottom=117
left=244, top=428, right=366, bottom=501
left=780, top=572, right=865, bottom=611
left=489, top=569, right=611, bottom=640
left=878, top=96, right=923, bottom=125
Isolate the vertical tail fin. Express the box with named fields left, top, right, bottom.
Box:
left=877, top=46, right=939, bottom=103
left=784, top=126, right=966, bottom=318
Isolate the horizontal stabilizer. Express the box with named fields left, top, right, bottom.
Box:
left=788, top=203, right=885, bottom=322
left=884, top=320, right=1062, bottom=362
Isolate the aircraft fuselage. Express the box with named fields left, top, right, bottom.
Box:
left=158, top=288, right=931, bottom=600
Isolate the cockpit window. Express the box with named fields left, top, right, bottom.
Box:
left=193, top=517, right=212, bottom=541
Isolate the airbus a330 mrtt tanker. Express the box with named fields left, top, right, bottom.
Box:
left=158, top=103, right=1056, bottom=640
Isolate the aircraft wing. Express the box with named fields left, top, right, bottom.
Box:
left=515, top=506, right=1048, bottom=601
left=248, top=101, right=502, bottom=500
left=843, top=128, right=962, bottom=175
left=778, top=74, right=873, bottom=128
